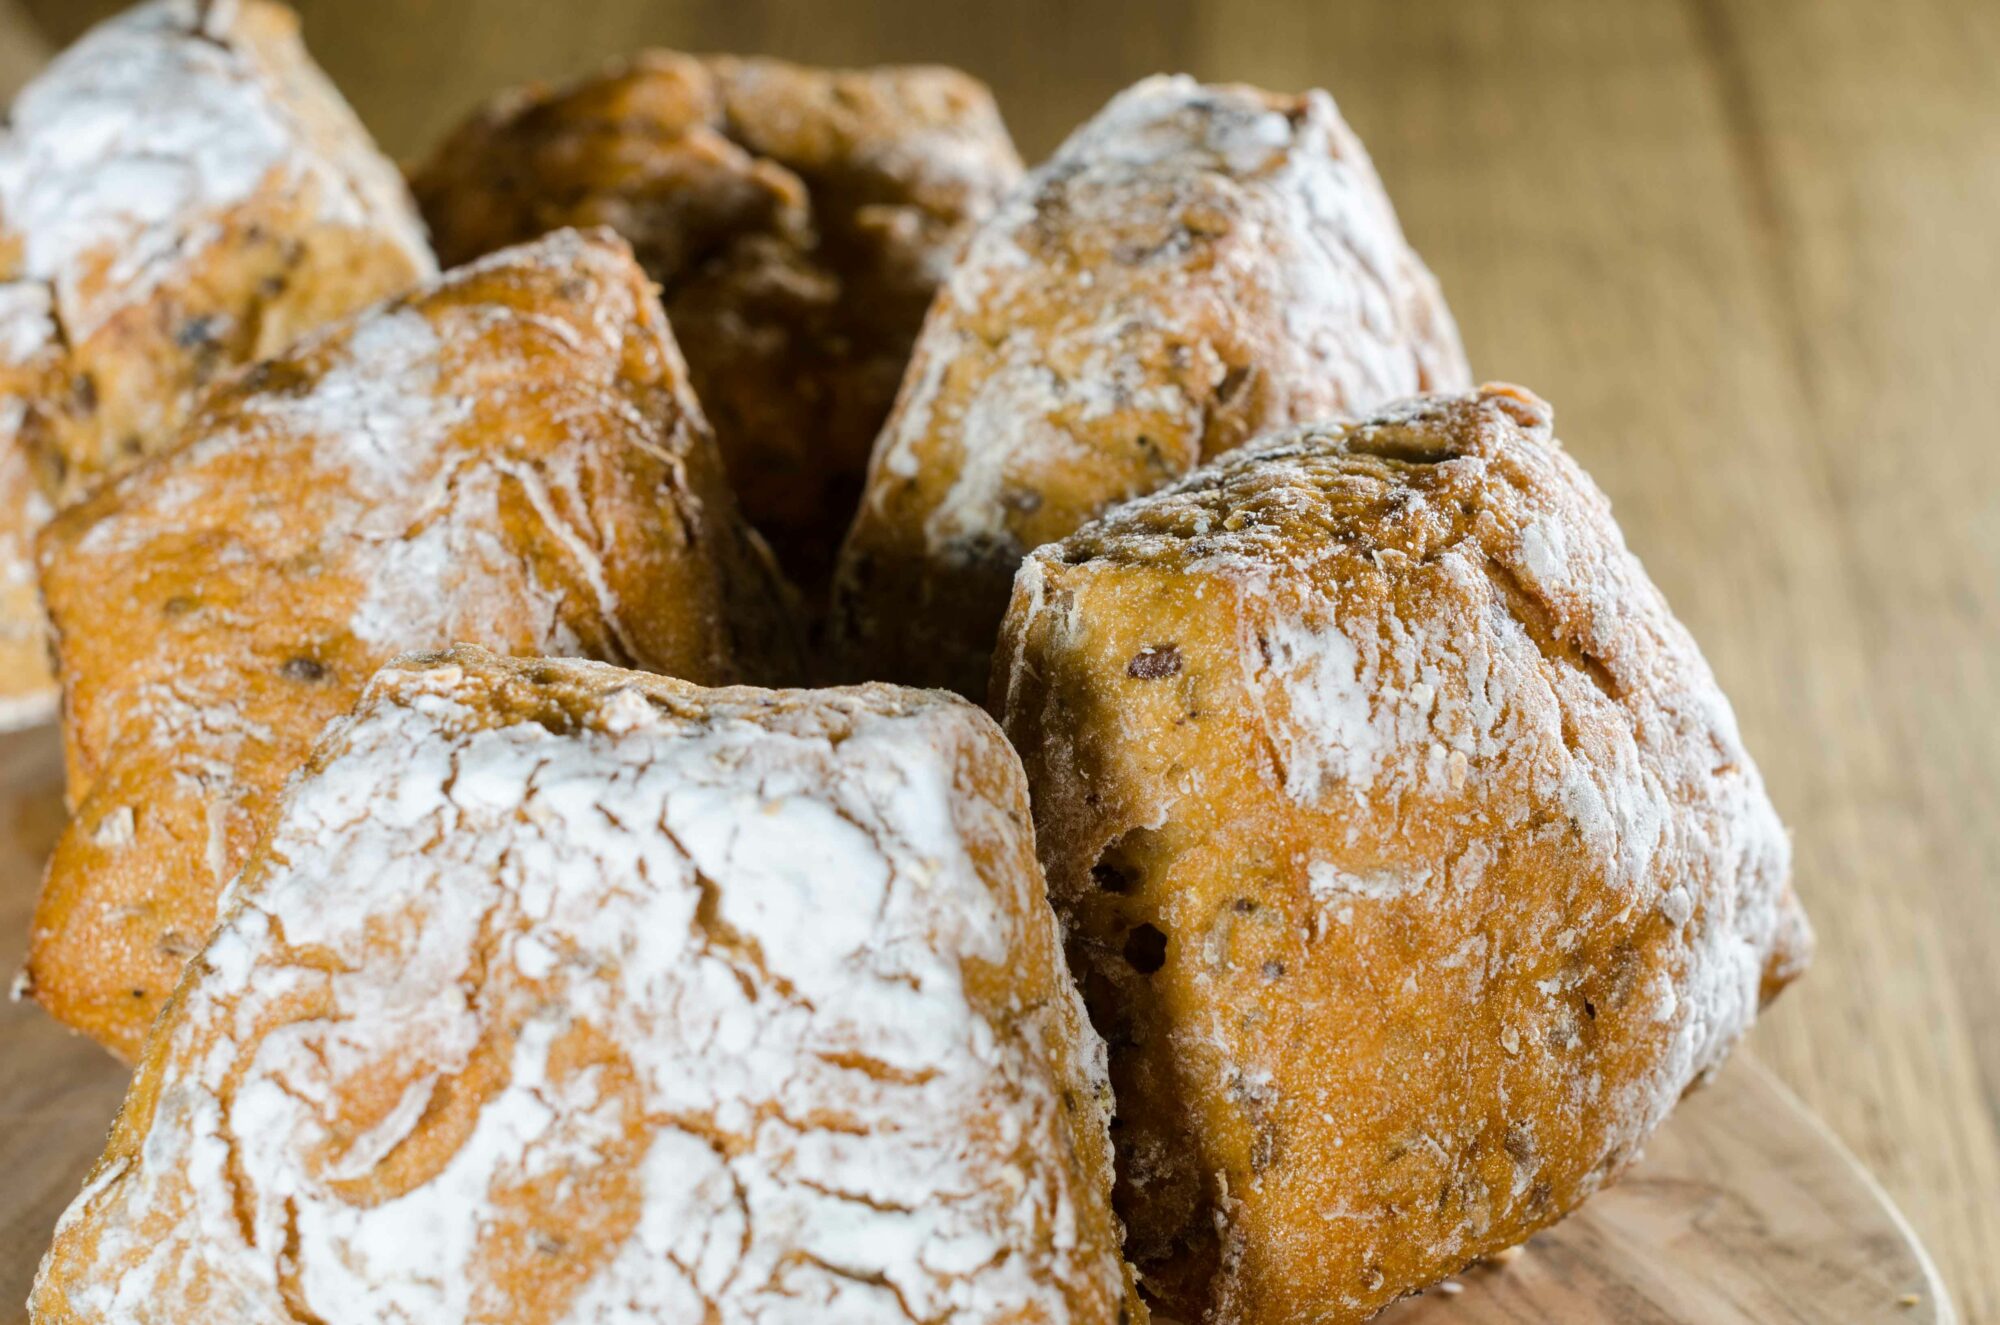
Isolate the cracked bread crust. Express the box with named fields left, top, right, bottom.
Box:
left=31, top=646, right=1138, bottom=1325
left=0, top=0, right=435, bottom=715
left=26, top=229, right=801, bottom=1061
left=412, top=50, right=1023, bottom=592
left=992, top=386, right=1810, bottom=1323
left=830, top=75, right=1470, bottom=698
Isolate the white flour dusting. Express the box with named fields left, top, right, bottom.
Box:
left=995, top=388, right=1808, bottom=1317
left=868, top=74, right=1468, bottom=565
left=38, top=653, right=1125, bottom=1324
left=0, top=0, right=432, bottom=343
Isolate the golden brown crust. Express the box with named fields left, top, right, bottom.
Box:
left=1, top=0, right=435, bottom=499
left=0, top=286, right=61, bottom=722
left=831, top=76, right=1470, bottom=697
left=993, top=386, right=1810, bottom=1323
left=412, top=50, right=1022, bottom=592
left=0, top=0, right=435, bottom=710
left=26, top=228, right=801, bottom=1061
left=32, top=646, right=1137, bottom=1324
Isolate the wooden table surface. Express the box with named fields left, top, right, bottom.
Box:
left=11, top=1, right=2000, bottom=1321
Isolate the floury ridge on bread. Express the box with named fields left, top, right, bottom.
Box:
left=832, top=74, right=1470, bottom=697
left=31, top=647, right=1139, bottom=1325
left=26, top=228, right=801, bottom=1061
left=0, top=0, right=435, bottom=721
left=992, top=386, right=1810, bottom=1323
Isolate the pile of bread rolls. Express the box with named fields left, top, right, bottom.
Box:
left=4, top=3, right=1810, bottom=1323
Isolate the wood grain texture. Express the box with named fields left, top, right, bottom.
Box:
left=1376, top=1062, right=1953, bottom=1324
left=0, top=728, right=125, bottom=1324
left=0, top=732, right=1953, bottom=1325
left=9, top=0, right=2000, bottom=1320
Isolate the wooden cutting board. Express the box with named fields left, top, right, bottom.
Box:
left=0, top=722, right=1954, bottom=1324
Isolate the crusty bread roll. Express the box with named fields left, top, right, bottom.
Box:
left=25, top=228, right=799, bottom=1061
left=991, top=386, right=1810, bottom=1323
left=832, top=75, right=1470, bottom=697
left=32, top=646, right=1136, bottom=1325
left=0, top=0, right=434, bottom=722
left=412, top=50, right=1023, bottom=591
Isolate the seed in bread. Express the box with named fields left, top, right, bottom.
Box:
left=832, top=74, right=1470, bottom=697
left=412, top=50, right=1023, bottom=592
left=0, top=0, right=435, bottom=717
left=992, top=386, right=1811, bottom=1323
left=31, top=646, right=1137, bottom=1325
left=26, top=228, right=800, bottom=1061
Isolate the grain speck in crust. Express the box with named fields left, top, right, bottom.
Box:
left=412, top=50, right=1023, bottom=592
left=992, top=385, right=1811, bottom=1323
left=0, top=0, right=435, bottom=716
left=831, top=74, right=1470, bottom=696
left=30, top=646, right=1138, bottom=1325
left=27, top=228, right=801, bottom=1061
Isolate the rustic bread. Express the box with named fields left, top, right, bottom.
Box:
left=832, top=75, right=1469, bottom=696
left=25, top=229, right=799, bottom=1060
left=992, top=386, right=1810, bottom=1322
left=412, top=50, right=1023, bottom=591
left=0, top=0, right=434, bottom=717
left=32, top=646, right=1136, bottom=1325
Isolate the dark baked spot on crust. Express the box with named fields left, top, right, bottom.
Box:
left=240, top=358, right=316, bottom=399
left=174, top=316, right=222, bottom=350
left=1126, top=643, right=1182, bottom=680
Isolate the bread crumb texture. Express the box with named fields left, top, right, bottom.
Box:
left=27, top=228, right=799, bottom=1060
left=994, top=385, right=1811, bottom=1323
left=31, top=647, right=1137, bottom=1325
left=833, top=74, right=1469, bottom=695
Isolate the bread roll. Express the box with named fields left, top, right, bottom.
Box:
left=412, top=51, right=1023, bottom=591
left=992, top=386, right=1810, bottom=1323
left=0, top=0, right=435, bottom=717
left=32, top=646, right=1135, bottom=1325
left=25, top=229, right=799, bottom=1060
left=832, top=75, right=1469, bottom=696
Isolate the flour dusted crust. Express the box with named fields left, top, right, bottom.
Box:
left=412, top=51, right=1022, bottom=590
left=832, top=75, right=1470, bottom=696
left=0, top=0, right=435, bottom=496
left=992, top=386, right=1811, bottom=1323
left=0, top=285, right=60, bottom=725
left=26, top=229, right=800, bottom=1060
left=0, top=0, right=435, bottom=712
left=31, top=646, right=1136, bottom=1325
